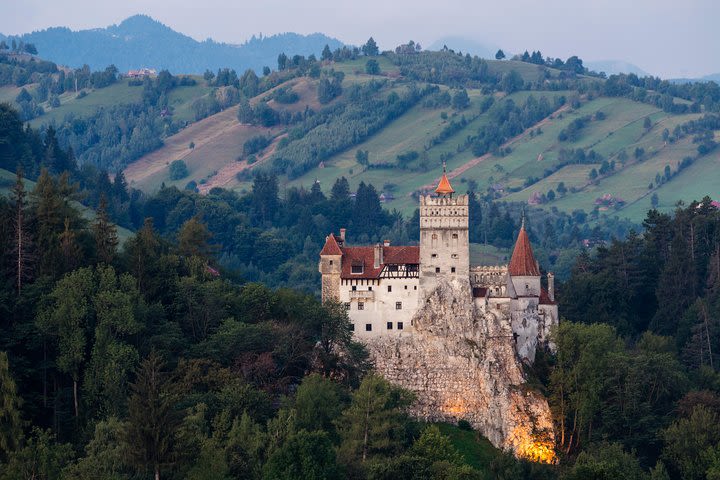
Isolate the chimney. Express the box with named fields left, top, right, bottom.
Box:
left=374, top=243, right=383, bottom=269
left=548, top=272, right=555, bottom=302
left=339, top=228, right=346, bottom=242
left=383, top=239, right=390, bottom=247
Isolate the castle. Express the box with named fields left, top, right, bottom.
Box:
left=319, top=167, right=558, bottom=363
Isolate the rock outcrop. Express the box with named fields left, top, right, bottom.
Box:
left=364, top=278, right=556, bottom=462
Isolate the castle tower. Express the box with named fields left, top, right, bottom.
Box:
left=319, top=231, right=343, bottom=302
left=508, top=217, right=541, bottom=297
left=419, top=165, right=469, bottom=295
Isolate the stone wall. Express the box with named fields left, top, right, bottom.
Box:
left=363, top=278, right=556, bottom=462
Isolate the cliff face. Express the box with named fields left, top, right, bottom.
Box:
left=364, top=278, right=556, bottom=462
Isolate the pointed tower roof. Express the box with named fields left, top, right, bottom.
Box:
left=508, top=221, right=541, bottom=276
left=320, top=233, right=342, bottom=256
left=435, top=162, right=455, bottom=196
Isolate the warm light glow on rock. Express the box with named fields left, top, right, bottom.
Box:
left=511, top=426, right=557, bottom=464
left=441, top=399, right=468, bottom=415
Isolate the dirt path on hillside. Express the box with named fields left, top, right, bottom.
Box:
left=417, top=103, right=572, bottom=192
left=124, top=105, right=242, bottom=184
left=197, top=134, right=286, bottom=194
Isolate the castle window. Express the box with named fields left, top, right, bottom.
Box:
left=404, top=285, right=408, bottom=290
left=387, top=285, right=392, bottom=292
left=365, top=323, right=372, bottom=331
left=350, top=323, right=355, bottom=331
left=351, top=265, right=363, bottom=274
left=451, top=267, right=456, bottom=273
left=431, top=234, right=438, bottom=248
left=435, top=267, right=440, bottom=273
left=329, top=260, right=333, bottom=265
left=431, top=253, right=437, bottom=258
left=358, top=302, right=364, bottom=310
left=368, top=286, right=372, bottom=291
left=396, top=302, right=402, bottom=310
left=414, top=286, right=417, bottom=290
left=352, top=285, right=357, bottom=291
left=387, top=322, right=393, bottom=330
left=344, top=302, right=351, bottom=310
left=452, top=254, right=458, bottom=259
left=398, top=322, right=404, bottom=330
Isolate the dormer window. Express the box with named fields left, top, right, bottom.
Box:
left=351, top=265, right=364, bottom=274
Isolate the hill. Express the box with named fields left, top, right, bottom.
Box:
left=585, top=60, right=650, bottom=76
left=123, top=51, right=718, bottom=225
left=6, top=14, right=345, bottom=73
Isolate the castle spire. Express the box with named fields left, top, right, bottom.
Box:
left=435, top=162, right=455, bottom=196
left=508, top=219, right=540, bottom=276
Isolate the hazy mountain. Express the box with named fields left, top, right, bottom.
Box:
left=585, top=60, right=650, bottom=76
left=5, top=14, right=344, bottom=74
left=427, top=36, right=499, bottom=59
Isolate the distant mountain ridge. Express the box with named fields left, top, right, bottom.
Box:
left=4, top=14, right=345, bottom=74
left=584, top=60, right=650, bottom=77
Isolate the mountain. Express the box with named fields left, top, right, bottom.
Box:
left=585, top=60, right=650, bottom=76
left=6, top=14, right=344, bottom=74
left=427, top=36, right=499, bottom=59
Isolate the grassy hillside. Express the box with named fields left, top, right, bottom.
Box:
left=118, top=54, right=720, bottom=225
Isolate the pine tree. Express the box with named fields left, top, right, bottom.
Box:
left=337, top=374, right=413, bottom=463
left=127, top=218, right=161, bottom=293
left=32, top=168, right=64, bottom=277
left=94, top=195, right=118, bottom=265
left=0, top=351, right=23, bottom=461
left=59, top=217, right=81, bottom=273
left=11, top=170, right=32, bottom=294
left=125, top=352, right=179, bottom=480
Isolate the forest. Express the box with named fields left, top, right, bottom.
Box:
left=2, top=94, right=720, bottom=479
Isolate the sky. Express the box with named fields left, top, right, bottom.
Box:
left=2, top=0, right=719, bottom=78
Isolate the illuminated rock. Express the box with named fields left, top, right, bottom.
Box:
left=364, top=277, right=555, bottom=461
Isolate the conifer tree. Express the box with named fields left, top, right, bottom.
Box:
left=126, top=218, right=161, bottom=293
left=59, top=217, right=81, bottom=273
left=125, top=352, right=179, bottom=480
left=11, top=170, right=32, bottom=293
left=337, top=374, right=413, bottom=463
left=0, top=351, right=23, bottom=461
left=32, top=168, right=64, bottom=277
left=94, top=195, right=118, bottom=265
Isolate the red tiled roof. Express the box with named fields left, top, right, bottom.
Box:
left=320, top=234, right=342, bottom=256
left=539, top=287, right=556, bottom=305
left=508, top=226, right=540, bottom=276
left=340, top=246, right=419, bottom=279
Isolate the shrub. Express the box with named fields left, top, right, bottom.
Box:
left=169, top=160, right=189, bottom=180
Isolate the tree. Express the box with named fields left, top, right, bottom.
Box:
left=651, top=193, right=659, bottom=208
left=37, top=267, right=95, bottom=419
left=321, top=45, right=333, bottom=62
left=1, top=428, right=74, bottom=480
left=169, top=160, right=189, bottom=180
left=125, top=352, right=180, bottom=480
left=177, top=217, right=213, bottom=259
left=331, top=177, right=351, bottom=201
left=663, top=407, right=720, bottom=480
left=337, top=374, right=413, bottom=463
left=589, top=168, right=598, bottom=180
left=0, top=351, right=22, bottom=461
left=94, top=195, right=118, bottom=265
left=495, top=49, right=506, bottom=60
left=356, top=149, right=370, bottom=166
left=557, top=182, right=567, bottom=197
left=59, top=217, right=81, bottom=272
left=263, top=430, right=340, bottom=480
left=251, top=172, right=279, bottom=224
left=365, top=59, right=381, bottom=75
left=11, top=170, right=32, bottom=293
left=294, top=374, right=345, bottom=438
left=362, top=37, right=379, bottom=56
left=547, top=189, right=556, bottom=201
left=452, top=89, right=470, bottom=110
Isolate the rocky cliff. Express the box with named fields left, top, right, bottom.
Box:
left=364, top=278, right=556, bottom=462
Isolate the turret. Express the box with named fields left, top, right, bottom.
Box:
left=508, top=217, right=541, bottom=297
left=319, top=232, right=343, bottom=302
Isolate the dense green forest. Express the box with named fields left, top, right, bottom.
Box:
left=2, top=95, right=720, bottom=479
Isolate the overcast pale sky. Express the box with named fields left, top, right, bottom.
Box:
left=2, top=0, right=718, bottom=78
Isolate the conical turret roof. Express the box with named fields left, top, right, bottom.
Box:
left=508, top=220, right=540, bottom=276
left=320, top=233, right=342, bottom=256
left=435, top=163, right=455, bottom=195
